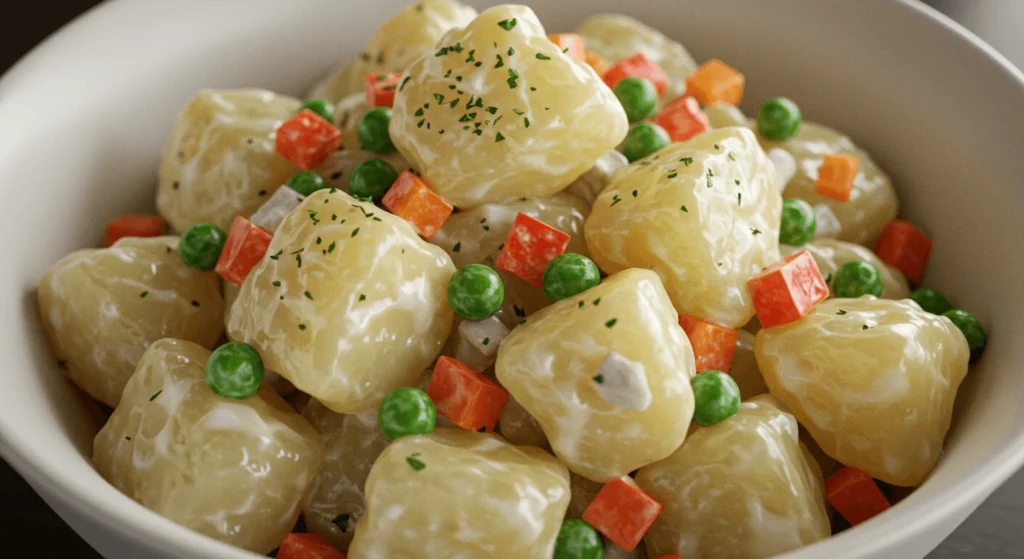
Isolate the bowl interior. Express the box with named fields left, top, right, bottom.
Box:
left=1, top=0, right=1023, bottom=557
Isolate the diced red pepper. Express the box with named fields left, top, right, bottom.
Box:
left=426, top=356, right=509, bottom=432
left=381, top=170, right=453, bottom=240
left=678, top=315, right=738, bottom=372
left=603, top=53, right=669, bottom=97
left=365, top=72, right=403, bottom=108
left=277, top=533, right=347, bottom=559
left=654, top=96, right=710, bottom=143
left=685, top=59, right=745, bottom=106
left=496, top=213, right=571, bottom=287
left=548, top=33, right=586, bottom=61
left=582, top=476, right=663, bottom=551
left=875, top=220, right=932, bottom=284
left=275, top=109, right=341, bottom=171
left=826, top=466, right=891, bottom=527
left=104, top=214, right=164, bottom=247
left=584, top=50, right=608, bottom=77
left=815, top=154, right=860, bottom=202
left=216, top=216, right=273, bottom=286
left=747, top=250, right=830, bottom=328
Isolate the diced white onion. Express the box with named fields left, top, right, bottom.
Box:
left=250, top=186, right=305, bottom=232
left=457, top=315, right=509, bottom=358
left=813, top=203, right=843, bottom=239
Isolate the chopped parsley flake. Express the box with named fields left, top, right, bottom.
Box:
left=497, top=18, right=517, bottom=30
left=728, top=152, right=736, bottom=161
left=125, top=436, right=132, bottom=441
left=308, top=210, right=320, bottom=224
left=593, top=298, right=601, bottom=306
left=632, top=190, right=638, bottom=198
left=304, top=291, right=314, bottom=300
left=352, top=228, right=360, bottom=237
left=862, top=324, right=870, bottom=330
left=407, top=455, right=427, bottom=471
left=751, top=228, right=762, bottom=235
left=681, top=205, right=688, bottom=212
left=610, top=194, right=622, bottom=206
left=495, top=132, right=506, bottom=143
left=667, top=172, right=678, bottom=178
left=482, top=337, right=490, bottom=346
left=140, top=291, right=148, bottom=298
left=495, top=54, right=505, bottom=68
left=434, top=93, right=445, bottom=103
left=328, top=241, right=337, bottom=254
left=149, top=390, right=162, bottom=401
left=706, top=169, right=714, bottom=188
left=272, top=281, right=281, bottom=287
left=399, top=76, right=411, bottom=91
left=578, top=301, right=585, bottom=308
left=605, top=318, right=618, bottom=328
left=735, top=179, right=741, bottom=185
left=738, top=193, right=742, bottom=206
left=593, top=374, right=604, bottom=385
left=359, top=294, right=367, bottom=302
left=453, top=242, right=461, bottom=253
left=536, top=53, right=551, bottom=60
left=680, top=157, right=693, bottom=165
left=507, top=46, right=516, bottom=56
left=269, top=250, right=283, bottom=260
left=837, top=309, right=848, bottom=315
left=299, top=324, right=307, bottom=331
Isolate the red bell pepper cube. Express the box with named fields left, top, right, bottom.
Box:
left=496, top=213, right=571, bottom=287
left=216, top=216, right=273, bottom=286
left=875, top=220, right=932, bottom=284
left=825, top=466, right=891, bottom=527
left=365, top=72, right=403, bottom=108
left=815, top=154, right=860, bottom=202
left=585, top=50, right=608, bottom=77
left=678, top=315, right=738, bottom=372
left=582, top=476, right=663, bottom=551
left=548, top=33, right=586, bottom=61
left=275, top=109, right=341, bottom=171
left=747, top=250, right=830, bottom=328
left=426, top=356, right=509, bottom=433
left=654, top=96, right=710, bottom=143
left=685, top=59, right=745, bottom=106
left=381, top=170, right=453, bottom=240
left=105, top=214, right=164, bottom=247
left=277, top=533, right=346, bottom=559
left=603, top=53, right=669, bottom=97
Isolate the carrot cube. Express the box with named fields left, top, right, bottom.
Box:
left=678, top=315, right=738, bottom=372
left=603, top=53, right=669, bottom=97
left=275, top=109, right=341, bottom=171
left=582, top=476, right=663, bottom=551
left=815, top=154, right=860, bottom=202
left=496, top=213, right=571, bottom=287
left=654, top=96, right=710, bottom=143
left=548, top=33, right=586, bottom=61
left=105, top=214, right=163, bottom=247
left=747, top=250, right=830, bottom=328
left=584, top=50, right=608, bottom=77
left=277, top=533, right=347, bottom=559
left=685, top=59, right=745, bottom=106
left=427, top=356, right=509, bottom=433
left=381, top=170, right=453, bottom=240
left=365, top=72, right=403, bottom=108
left=216, top=216, right=273, bottom=286
left=826, top=466, right=891, bottom=527
left=875, top=220, right=932, bottom=284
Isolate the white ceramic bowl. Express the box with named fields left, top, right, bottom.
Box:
left=2, top=1, right=1022, bottom=557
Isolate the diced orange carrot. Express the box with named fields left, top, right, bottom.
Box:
left=104, top=214, right=164, bottom=247
left=654, top=96, right=710, bottom=143
left=365, top=72, right=403, bottom=108
left=678, top=315, right=738, bottom=372
left=826, top=466, right=891, bottom=527
left=685, top=59, right=745, bottom=106
left=747, top=250, right=830, bottom=328
left=875, top=220, right=932, bottom=284
left=275, top=109, right=341, bottom=170
left=584, top=50, right=608, bottom=77
left=277, top=533, right=347, bottom=559
left=815, top=154, right=860, bottom=202
left=381, top=170, right=453, bottom=240
left=548, top=33, right=586, bottom=61
left=603, top=53, right=669, bottom=97
left=216, top=216, right=273, bottom=286
left=496, top=213, right=571, bottom=287
left=426, top=356, right=509, bottom=432
left=582, top=476, right=663, bottom=551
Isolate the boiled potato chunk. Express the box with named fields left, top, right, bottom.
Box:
left=576, top=14, right=698, bottom=103
left=755, top=297, right=970, bottom=486
left=762, top=121, right=899, bottom=247
left=316, top=148, right=410, bottom=194
left=38, top=236, right=222, bottom=407
left=781, top=238, right=910, bottom=299
left=92, top=339, right=322, bottom=554
left=391, top=4, right=628, bottom=208
left=496, top=269, right=695, bottom=481
left=348, top=428, right=570, bottom=558
left=636, top=395, right=830, bottom=559
left=585, top=127, right=782, bottom=328
left=228, top=190, right=454, bottom=413
left=157, top=89, right=300, bottom=232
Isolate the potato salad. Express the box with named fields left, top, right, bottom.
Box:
left=36, top=3, right=988, bottom=558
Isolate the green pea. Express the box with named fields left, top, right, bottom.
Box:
left=448, top=264, right=504, bottom=320
left=300, top=98, right=335, bottom=122
left=179, top=223, right=226, bottom=271
left=691, top=370, right=741, bottom=427
left=943, top=309, right=987, bottom=356
left=554, top=518, right=604, bottom=559
left=832, top=261, right=883, bottom=298
left=378, top=387, right=436, bottom=440
left=205, top=342, right=264, bottom=400
left=286, top=171, right=327, bottom=197
left=358, top=107, right=396, bottom=154
left=613, top=77, right=658, bottom=123
left=350, top=159, right=399, bottom=200
left=542, top=253, right=601, bottom=302
left=757, top=97, right=802, bottom=141
left=622, top=122, right=670, bottom=163
left=779, top=198, right=816, bottom=246
left=910, top=288, right=952, bottom=315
